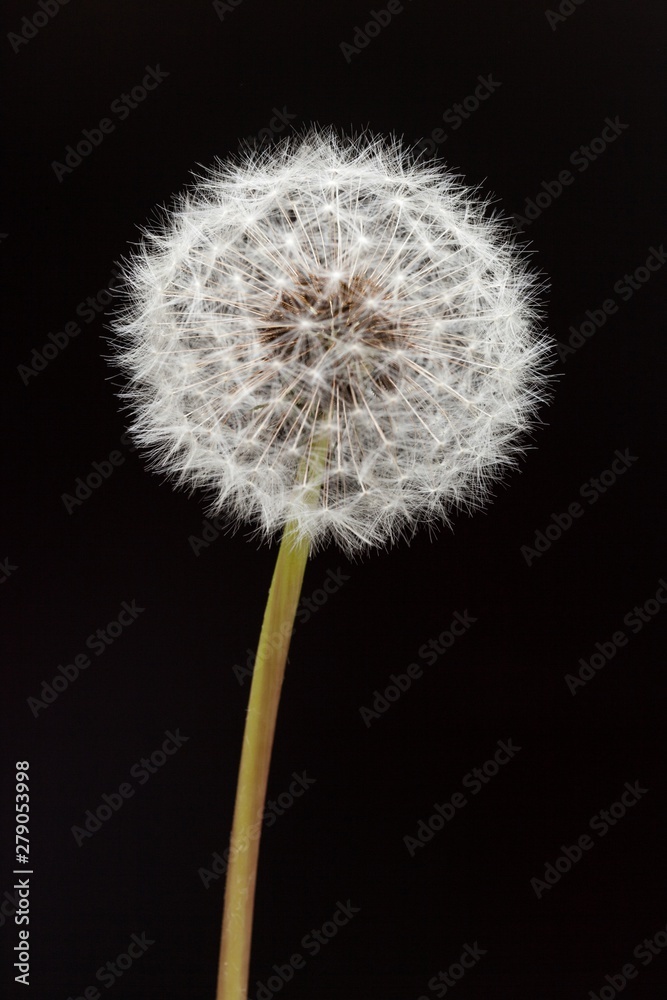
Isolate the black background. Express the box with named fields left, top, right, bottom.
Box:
left=2, top=1, right=667, bottom=998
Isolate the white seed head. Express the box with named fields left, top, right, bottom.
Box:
left=108, top=127, right=552, bottom=555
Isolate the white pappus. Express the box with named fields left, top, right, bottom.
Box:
left=108, top=126, right=552, bottom=555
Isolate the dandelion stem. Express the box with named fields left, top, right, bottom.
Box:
left=216, top=438, right=327, bottom=1000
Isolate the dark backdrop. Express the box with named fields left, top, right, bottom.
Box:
left=2, top=2, right=666, bottom=998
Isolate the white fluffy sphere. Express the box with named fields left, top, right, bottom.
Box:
left=110, top=128, right=551, bottom=555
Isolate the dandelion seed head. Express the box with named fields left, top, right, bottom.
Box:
left=109, top=127, right=552, bottom=555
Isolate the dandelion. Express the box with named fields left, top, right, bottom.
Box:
left=108, top=126, right=552, bottom=1000
left=111, top=127, right=550, bottom=556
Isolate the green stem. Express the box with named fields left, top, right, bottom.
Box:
left=216, top=439, right=327, bottom=1000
